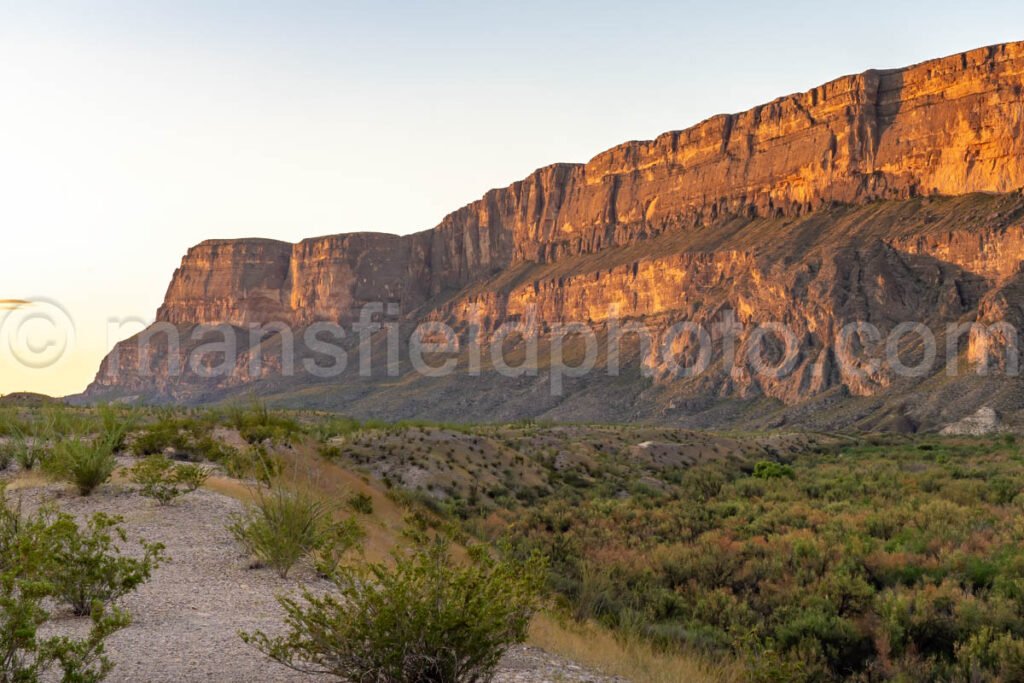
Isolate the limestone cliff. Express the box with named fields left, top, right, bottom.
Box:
left=84, top=42, right=1024, bottom=430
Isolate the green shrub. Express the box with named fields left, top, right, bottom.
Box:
left=318, top=443, right=344, bottom=460
left=346, top=492, right=374, bottom=515
left=226, top=403, right=301, bottom=445
left=222, top=445, right=281, bottom=483
left=229, top=485, right=341, bottom=578
left=12, top=438, right=44, bottom=471
left=0, top=489, right=158, bottom=681
left=312, top=517, right=365, bottom=578
left=45, top=511, right=165, bottom=616
left=752, top=460, right=796, bottom=480
left=174, top=462, right=211, bottom=492
left=48, top=438, right=117, bottom=496
left=242, top=539, right=546, bottom=682
left=130, top=456, right=180, bottom=504
left=130, top=456, right=210, bottom=504
left=96, top=405, right=136, bottom=453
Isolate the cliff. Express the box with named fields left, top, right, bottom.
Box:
left=85, top=42, right=1024, bottom=430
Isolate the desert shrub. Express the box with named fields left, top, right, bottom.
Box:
left=47, top=438, right=117, bottom=495
left=96, top=404, right=136, bottom=453
left=130, top=456, right=180, bottom=504
left=34, top=406, right=96, bottom=439
left=312, top=517, right=365, bottom=578
left=133, top=420, right=189, bottom=455
left=752, top=460, right=796, bottom=480
left=318, top=443, right=344, bottom=460
left=222, top=445, right=282, bottom=482
left=242, top=539, right=546, bottom=683
left=130, top=456, right=210, bottom=504
left=229, top=485, right=342, bottom=578
left=45, top=511, right=165, bottom=616
left=0, top=490, right=158, bottom=681
left=226, top=403, right=301, bottom=445
left=174, top=462, right=211, bottom=491
left=346, top=492, right=374, bottom=515
left=308, top=416, right=362, bottom=441
left=187, top=434, right=235, bottom=463
left=12, top=437, right=44, bottom=471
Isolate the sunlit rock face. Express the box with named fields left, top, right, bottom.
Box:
left=85, top=43, right=1024, bottom=429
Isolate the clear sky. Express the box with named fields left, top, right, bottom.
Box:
left=1, top=0, right=1022, bottom=397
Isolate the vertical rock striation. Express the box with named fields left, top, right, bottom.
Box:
left=85, top=42, right=1024, bottom=427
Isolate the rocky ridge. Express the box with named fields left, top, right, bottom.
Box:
left=84, top=42, right=1024, bottom=430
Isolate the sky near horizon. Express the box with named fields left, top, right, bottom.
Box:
left=1, top=0, right=1022, bottom=397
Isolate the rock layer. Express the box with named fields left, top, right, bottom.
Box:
left=84, top=42, right=1024, bottom=429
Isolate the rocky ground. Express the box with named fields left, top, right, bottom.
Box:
left=14, top=478, right=621, bottom=683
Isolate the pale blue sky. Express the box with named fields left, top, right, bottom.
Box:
left=1, top=1, right=1021, bottom=395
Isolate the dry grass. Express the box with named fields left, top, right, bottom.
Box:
left=528, top=614, right=743, bottom=683
left=4, top=469, right=53, bottom=492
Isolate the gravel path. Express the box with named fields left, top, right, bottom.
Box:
left=13, top=481, right=620, bottom=682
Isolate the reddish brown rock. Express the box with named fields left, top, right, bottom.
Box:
left=83, top=42, right=1024, bottom=429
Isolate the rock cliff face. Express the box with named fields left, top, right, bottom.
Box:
left=85, top=42, right=1024, bottom=430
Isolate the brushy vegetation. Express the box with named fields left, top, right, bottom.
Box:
left=44, top=511, right=165, bottom=616
left=242, top=539, right=546, bottom=683
left=225, top=402, right=302, bottom=446
left=450, top=436, right=1024, bottom=681
left=346, top=491, right=374, bottom=515
left=46, top=438, right=117, bottom=495
left=0, top=489, right=160, bottom=681
left=229, top=484, right=359, bottom=578
left=13, top=401, right=1024, bottom=681
left=129, top=455, right=210, bottom=504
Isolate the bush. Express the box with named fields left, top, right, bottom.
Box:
left=752, top=460, right=796, bottom=480
left=229, top=485, right=343, bottom=578
left=174, top=463, right=211, bottom=492
left=346, top=492, right=374, bottom=515
left=130, top=456, right=211, bottom=504
left=96, top=405, right=136, bottom=453
left=226, top=403, right=301, bottom=445
left=45, top=511, right=165, bottom=616
left=133, top=421, right=189, bottom=456
left=48, top=438, right=117, bottom=495
left=318, top=444, right=344, bottom=460
left=0, top=489, right=158, bottom=681
left=312, top=517, right=365, bottom=578
left=242, top=539, right=546, bottom=683
left=130, top=456, right=180, bottom=504
left=11, top=440, right=43, bottom=473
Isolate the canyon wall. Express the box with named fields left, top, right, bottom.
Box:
left=85, top=42, right=1024, bottom=429
left=153, top=42, right=1024, bottom=328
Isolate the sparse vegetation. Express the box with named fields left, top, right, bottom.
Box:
left=8, top=401, right=1024, bottom=681
left=346, top=492, right=373, bottom=515
left=242, top=539, right=546, bottom=683
left=227, top=403, right=302, bottom=445
left=229, top=484, right=352, bottom=578
left=45, top=511, right=166, bottom=616
left=130, top=455, right=210, bottom=504
left=12, top=438, right=43, bottom=471
left=0, top=489, right=158, bottom=681
left=46, top=438, right=117, bottom=495
left=174, top=462, right=211, bottom=491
